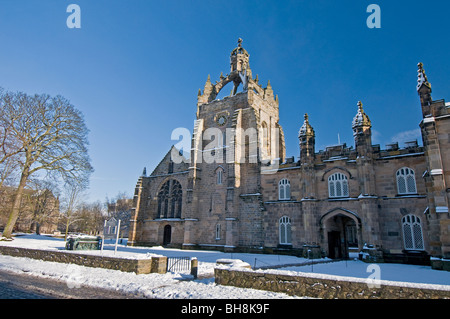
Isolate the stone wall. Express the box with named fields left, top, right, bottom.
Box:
left=0, top=246, right=167, bottom=275
left=214, top=267, right=450, bottom=299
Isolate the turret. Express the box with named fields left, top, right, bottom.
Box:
left=230, top=38, right=249, bottom=73
left=417, top=62, right=433, bottom=116
left=299, top=113, right=315, bottom=163
left=352, top=101, right=372, bottom=154
left=197, top=74, right=217, bottom=107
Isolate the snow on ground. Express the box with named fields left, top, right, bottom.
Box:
left=0, top=234, right=305, bottom=299
left=0, top=234, right=449, bottom=298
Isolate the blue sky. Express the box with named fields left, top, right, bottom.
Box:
left=0, top=1, right=449, bottom=203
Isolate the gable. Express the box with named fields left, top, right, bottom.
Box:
left=150, top=146, right=189, bottom=177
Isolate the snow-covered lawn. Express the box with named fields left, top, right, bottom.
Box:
left=0, top=234, right=449, bottom=298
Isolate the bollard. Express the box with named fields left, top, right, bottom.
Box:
left=190, top=257, right=198, bottom=279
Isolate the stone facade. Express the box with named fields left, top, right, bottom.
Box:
left=128, top=40, right=450, bottom=264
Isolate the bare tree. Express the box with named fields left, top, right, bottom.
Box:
left=60, top=180, right=85, bottom=240
left=106, top=192, right=133, bottom=238
left=1, top=90, right=93, bottom=238
left=0, top=89, right=21, bottom=189
left=73, top=201, right=104, bottom=235
left=26, top=179, right=59, bottom=235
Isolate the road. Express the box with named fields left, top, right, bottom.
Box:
left=0, top=269, right=144, bottom=299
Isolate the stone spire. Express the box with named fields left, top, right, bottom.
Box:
left=299, top=113, right=315, bottom=138
left=299, top=113, right=315, bottom=163
left=417, top=62, right=433, bottom=115
left=352, top=101, right=372, bottom=153
left=417, top=62, right=431, bottom=92
left=352, top=101, right=371, bottom=130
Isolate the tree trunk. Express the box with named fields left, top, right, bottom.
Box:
left=64, top=218, right=70, bottom=241
left=3, top=167, right=29, bottom=238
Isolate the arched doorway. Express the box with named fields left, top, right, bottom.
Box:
left=320, top=209, right=361, bottom=259
left=163, top=225, right=172, bottom=246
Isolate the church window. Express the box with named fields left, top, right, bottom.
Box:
left=328, top=173, right=349, bottom=198
left=215, top=224, right=221, bottom=240
left=402, top=214, right=424, bottom=250
left=157, top=180, right=182, bottom=218
left=217, top=168, right=223, bottom=185
left=279, top=216, right=292, bottom=245
left=278, top=179, right=291, bottom=200
left=396, top=167, right=417, bottom=195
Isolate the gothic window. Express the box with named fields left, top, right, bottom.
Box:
left=217, top=167, right=223, bottom=185
left=157, top=180, right=182, bottom=218
left=279, top=216, right=292, bottom=245
left=328, top=173, right=349, bottom=198
left=396, top=167, right=417, bottom=195
left=402, top=214, right=424, bottom=250
left=279, top=179, right=291, bottom=200
left=215, top=224, right=221, bottom=240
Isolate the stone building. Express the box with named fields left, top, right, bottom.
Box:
left=128, top=40, right=449, bottom=264
left=0, top=186, right=59, bottom=235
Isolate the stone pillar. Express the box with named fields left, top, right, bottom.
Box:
left=151, top=256, right=167, bottom=274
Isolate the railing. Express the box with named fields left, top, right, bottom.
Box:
left=166, top=257, right=191, bottom=273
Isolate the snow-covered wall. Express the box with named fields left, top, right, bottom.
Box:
left=0, top=246, right=163, bottom=274
left=215, top=267, right=450, bottom=299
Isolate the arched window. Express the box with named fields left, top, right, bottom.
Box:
left=157, top=180, right=182, bottom=218
left=279, top=179, right=291, bottom=200
left=402, top=214, right=424, bottom=250
left=279, top=216, right=292, bottom=245
left=396, top=167, right=417, bottom=195
left=217, top=168, right=223, bottom=185
left=215, top=224, right=221, bottom=240
left=328, top=173, right=349, bottom=198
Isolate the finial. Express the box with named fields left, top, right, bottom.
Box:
left=357, top=101, right=363, bottom=111
left=237, top=38, right=243, bottom=47
left=299, top=113, right=314, bottom=138
left=417, top=62, right=431, bottom=91
left=142, top=167, right=147, bottom=177
left=352, top=100, right=371, bottom=129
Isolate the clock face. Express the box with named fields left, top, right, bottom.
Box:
left=217, top=115, right=227, bottom=126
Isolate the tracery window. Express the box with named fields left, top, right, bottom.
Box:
left=157, top=180, right=182, bottom=218
left=402, top=214, right=424, bottom=250
left=396, top=167, right=417, bottom=195
left=328, top=173, right=349, bottom=198
left=278, top=179, right=291, bottom=200
left=279, top=216, right=292, bottom=245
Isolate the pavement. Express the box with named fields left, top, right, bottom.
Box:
left=0, top=269, right=144, bottom=299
